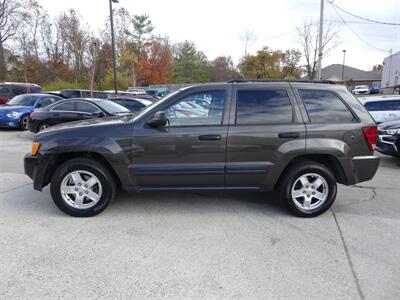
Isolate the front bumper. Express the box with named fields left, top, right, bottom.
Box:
left=24, top=154, right=53, bottom=191
left=0, top=117, right=20, bottom=128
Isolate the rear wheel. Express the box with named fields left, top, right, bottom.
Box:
left=20, top=116, right=29, bottom=130
left=50, top=158, right=115, bottom=217
left=279, top=161, right=337, bottom=217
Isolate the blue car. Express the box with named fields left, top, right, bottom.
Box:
left=0, top=93, right=63, bottom=130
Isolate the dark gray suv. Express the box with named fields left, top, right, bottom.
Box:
left=24, top=80, right=380, bottom=217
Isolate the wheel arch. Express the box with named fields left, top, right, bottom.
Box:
left=43, top=152, right=122, bottom=188
left=275, top=153, right=348, bottom=189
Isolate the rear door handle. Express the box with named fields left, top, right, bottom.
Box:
left=199, top=134, right=221, bottom=141
left=278, top=132, right=300, bottom=139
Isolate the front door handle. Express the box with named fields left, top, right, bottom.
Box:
left=278, top=132, right=300, bottom=139
left=199, top=134, right=221, bottom=141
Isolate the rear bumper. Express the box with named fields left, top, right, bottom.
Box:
left=24, top=154, right=52, bottom=191
left=342, top=155, right=380, bottom=185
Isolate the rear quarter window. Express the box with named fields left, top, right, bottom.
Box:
left=300, top=90, right=357, bottom=123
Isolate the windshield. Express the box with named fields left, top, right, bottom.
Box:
left=96, top=100, right=130, bottom=114
left=356, top=85, right=368, bottom=89
left=8, top=95, right=39, bottom=106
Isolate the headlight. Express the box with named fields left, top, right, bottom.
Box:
left=386, top=129, right=400, bottom=135
left=6, top=111, right=22, bottom=118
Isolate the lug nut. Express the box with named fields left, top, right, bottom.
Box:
left=79, top=193, right=82, bottom=196
left=75, top=188, right=78, bottom=191
left=312, top=192, right=315, bottom=195
left=307, top=194, right=310, bottom=197
left=85, top=191, right=88, bottom=194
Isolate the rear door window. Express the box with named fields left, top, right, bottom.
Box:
left=12, top=86, right=26, bottom=95
left=300, top=90, right=357, bottom=123
left=52, top=102, right=76, bottom=111
left=0, top=87, right=11, bottom=95
left=236, top=90, right=293, bottom=124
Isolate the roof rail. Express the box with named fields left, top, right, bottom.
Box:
left=227, top=79, right=336, bottom=84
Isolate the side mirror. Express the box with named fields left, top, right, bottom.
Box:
left=148, top=111, right=167, bottom=127
left=92, top=111, right=105, bottom=117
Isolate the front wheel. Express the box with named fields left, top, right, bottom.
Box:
left=50, top=158, right=116, bottom=217
left=279, top=161, right=337, bottom=217
left=20, top=116, right=29, bottom=130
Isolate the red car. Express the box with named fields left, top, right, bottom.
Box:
left=0, top=82, right=42, bottom=104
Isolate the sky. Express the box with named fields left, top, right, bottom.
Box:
left=36, top=0, right=400, bottom=71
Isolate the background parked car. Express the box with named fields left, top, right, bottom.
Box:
left=369, top=85, right=381, bottom=94
left=359, top=96, right=400, bottom=123
left=145, top=87, right=170, bottom=98
left=28, top=98, right=130, bottom=133
left=376, top=118, right=400, bottom=157
left=110, top=97, right=152, bottom=112
left=126, top=88, right=146, bottom=94
left=352, top=85, right=370, bottom=95
left=0, top=82, right=42, bottom=104
left=0, top=94, right=62, bottom=130
left=60, top=89, right=110, bottom=99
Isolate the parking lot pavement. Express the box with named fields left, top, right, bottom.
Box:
left=0, top=130, right=399, bottom=299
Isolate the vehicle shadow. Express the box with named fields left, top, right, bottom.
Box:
left=108, top=189, right=289, bottom=218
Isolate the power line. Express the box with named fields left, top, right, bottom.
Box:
left=328, top=2, right=390, bottom=53
left=328, top=0, right=400, bottom=26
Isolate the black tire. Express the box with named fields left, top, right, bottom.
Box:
left=20, top=115, right=29, bottom=130
left=38, top=122, right=49, bottom=132
left=279, top=161, right=337, bottom=218
left=50, top=158, right=115, bottom=217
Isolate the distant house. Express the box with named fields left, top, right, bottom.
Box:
left=381, top=51, right=400, bottom=94
left=321, top=64, right=381, bottom=89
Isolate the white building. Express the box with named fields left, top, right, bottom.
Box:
left=381, top=50, right=400, bottom=93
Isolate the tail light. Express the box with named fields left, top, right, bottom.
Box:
left=362, top=126, right=377, bottom=154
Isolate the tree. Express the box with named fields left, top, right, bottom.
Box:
left=239, top=29, right=256, bottom=57
left=172, top=41, right=209, bottom=83
left=208, top=56, right=239, bottom=81
left=372, top=64, right=383, bottom=72
left=0, top=0, right=23, bottom=80
left=137, top=37, right=172, bottom=85
left=239, top=47, right=302, bottom=79
left=125, top=14, right=154, bottom=86
left=297, top=20, right=340, bottom=79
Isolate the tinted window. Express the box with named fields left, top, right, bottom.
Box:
left=61, top=90, right=81, bottom=98
left=77, top=102, right=99, bottom=113
left=38, top=97, right=59, bottom=108
left=12, top=86, right=26, bottom=95
left=165, top=91, right=225, bottom=126
left=0, top=87, right=11, bottom=95
left=30, top=86, right=42, bottom=93
left=114, top=100, right=144, bottom=112
left=300, top=90, right=356, bottom=123
left=369, top=100, right=400, bottom=111
left=236, top=90, right=292, bottom=124
left=52, top=102, right=76, bottom=111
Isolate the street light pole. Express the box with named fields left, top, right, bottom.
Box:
left=316, top=0, right=324, bottom=80
left=109, top=0, right=119, bottom=95
left=341, top=49, right=346, bottom=84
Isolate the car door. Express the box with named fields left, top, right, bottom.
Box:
left=226, top=83, right=306, bottom=189
left=131, top=86, right=231, bottom=188
left=49, top=101, right=82, bottom=124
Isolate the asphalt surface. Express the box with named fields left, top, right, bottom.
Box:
left=0, top=129, right=399, bottom=299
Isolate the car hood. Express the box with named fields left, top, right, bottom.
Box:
left=378, top=119, right=400, bottom=130
left=0, top=105, right=32, bottom=113
left=40, top=114, right=133, bottom=134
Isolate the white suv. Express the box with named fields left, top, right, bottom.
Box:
left=359, top=96, right=400, bottom=123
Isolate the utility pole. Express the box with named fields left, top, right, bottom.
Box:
left=316, top=0, right=324, bottom=80
left=109, top=0, right=119, bottom=95
left=387, top=49, right=393, bottom=88
left=341, top=49, right=346, bottom=84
